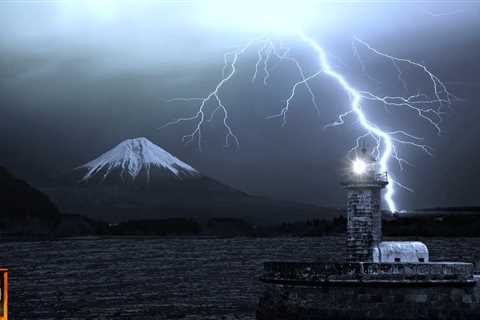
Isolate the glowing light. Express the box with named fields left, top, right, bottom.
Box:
left=352, top=159, right=367, bottom=175
left=200, top=0, right=318, bottom=34
left=83, top=0, right=119, bottom=20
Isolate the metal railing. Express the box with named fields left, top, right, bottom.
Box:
left=341, top=171, right=388, bottom=186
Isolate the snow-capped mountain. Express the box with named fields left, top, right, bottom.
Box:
left=42, top=137, right=337, bottom=224
left=78, top=137, right=198, bottom=184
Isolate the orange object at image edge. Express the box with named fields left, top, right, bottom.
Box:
left=0, top=269, right=7, bottom=320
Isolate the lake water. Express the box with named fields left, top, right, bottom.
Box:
left=2, top=236, right=480, bottom=319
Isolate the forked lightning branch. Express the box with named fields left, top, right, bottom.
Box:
left=162, top=30, right=453, bottom=213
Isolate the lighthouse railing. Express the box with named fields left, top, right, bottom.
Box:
left=341, top=171, right=388, bottom=186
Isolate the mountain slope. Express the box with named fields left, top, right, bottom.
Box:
left=43, top=138, right=340, bottom=224
left=0, top=166, right=60, bottom=235
left=0, top=166, right=59, bottom=217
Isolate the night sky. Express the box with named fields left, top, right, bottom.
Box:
left=1, top=1, right=479, bottom=211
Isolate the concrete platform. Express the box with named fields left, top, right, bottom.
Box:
left=257, top=262, right=480, bottom=320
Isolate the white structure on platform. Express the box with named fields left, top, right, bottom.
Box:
left=372, top=241, right=429, bottom=263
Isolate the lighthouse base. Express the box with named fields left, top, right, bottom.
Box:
left=257, top=262, right=480, bottom=320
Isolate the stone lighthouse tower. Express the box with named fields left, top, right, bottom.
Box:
left=258, top=150, right=477, bottom=320
left=342, top=148, right=388, bottom=262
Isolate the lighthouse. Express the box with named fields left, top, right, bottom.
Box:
left=342, top=148, right=428, bottom=263
left=258, top=149, right=478, bottom=320
left=342, top=148, right=387, bottom=262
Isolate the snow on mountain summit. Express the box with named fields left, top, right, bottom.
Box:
left=80, top=137, right=198, bottom=181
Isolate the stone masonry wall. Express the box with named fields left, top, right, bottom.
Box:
left=346, top=188, right=382, bottom=262
left=257, top=282, right=480, bottom=320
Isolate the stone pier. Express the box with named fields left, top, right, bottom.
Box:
left=257, top=262, right=480, bottom=320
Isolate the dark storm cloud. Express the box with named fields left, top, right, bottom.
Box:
left=1, top=1, right=480, bottom=210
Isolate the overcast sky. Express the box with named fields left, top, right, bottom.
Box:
left=1, top=0, right=480, bottom=210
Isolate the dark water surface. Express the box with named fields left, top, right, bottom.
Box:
left=1, top=236, right=480, bottom=319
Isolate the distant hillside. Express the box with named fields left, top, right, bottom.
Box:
left=384, top=209, right=480, bottom=237
left=410, top=207, right=480, bottom=215
left=0, top=166, right=108, bottom=237
left=0, top=165, right=60, bottom=235
left=0, top=166, right=59, bottom=216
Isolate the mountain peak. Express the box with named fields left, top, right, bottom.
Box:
left=80, top=137, right=198, bottom=181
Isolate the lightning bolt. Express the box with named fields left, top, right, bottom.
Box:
left=160, top=38, right=258, bottom=151
left=161, top=31, right=453, bottom=213
left=303, top=32, right=455, bottom=212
